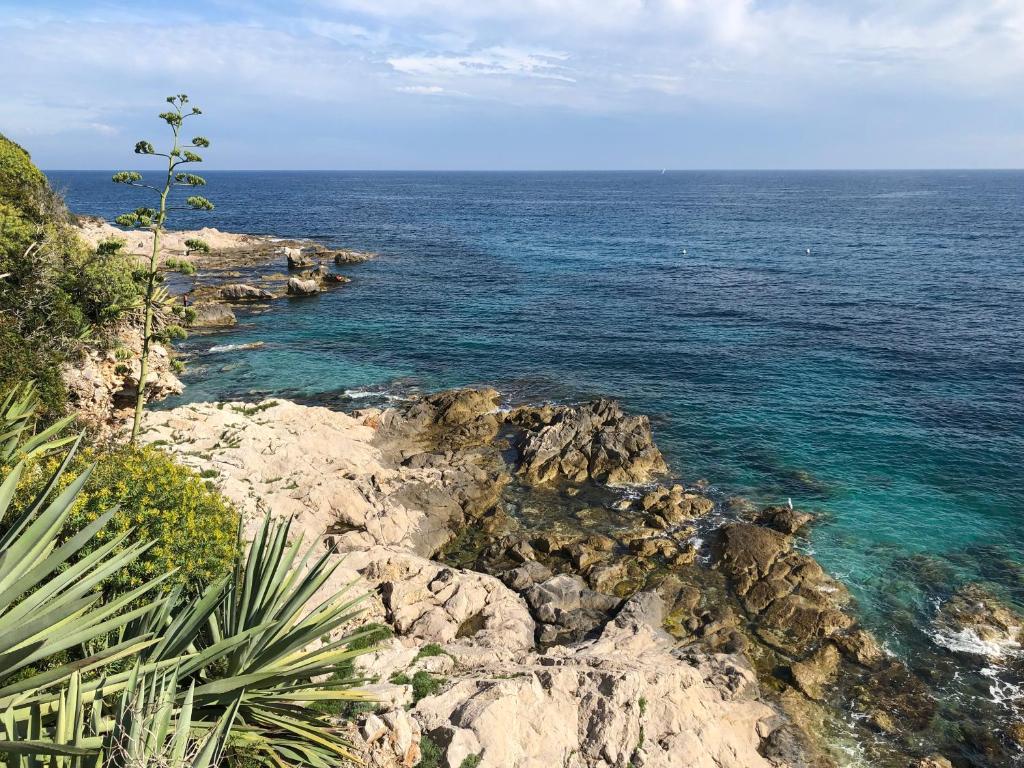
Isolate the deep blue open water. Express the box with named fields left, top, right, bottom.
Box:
left=51, top=170, right=1024, bottom=761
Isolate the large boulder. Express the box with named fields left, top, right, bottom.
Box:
left=378, top=388, right=504, bottom=451
left=716, top=517, right=936, bottom=740
left=220, top=283, right=273, bottom=301
left=357, top=547, right=536, bottom=661
left=512, top=399, right=667, bottom=486
left=287, top=277, right=320, bottom=296
left=638, top=484, right=714, bottom=529
left=717, top=523, right=852, bottom=654
left=524, top=573, right=621, bottom=644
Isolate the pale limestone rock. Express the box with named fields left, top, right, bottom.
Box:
left=353, top=546, right=536, bottom=659
left=360, top=709, right=422, bottom=768
left=143, top=398, right=793, bottom=768
left=220, top=283, right=273, bottom=301
left=413, top=595, right=778, bottom=768
left=63, top=328, right=182, bottom=439
left=361, top=713, right=387, bottom=743
left=287, top=276, right=320, bottom=295
left=141, top=400, right=447, bottom=553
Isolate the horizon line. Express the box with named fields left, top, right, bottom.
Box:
left=42, top=167, right=1024, bottom=174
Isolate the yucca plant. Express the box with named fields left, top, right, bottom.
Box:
left=103, top=667, right=240, bottom=768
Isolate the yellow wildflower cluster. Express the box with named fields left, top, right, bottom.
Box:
left=15, top=445, right=239, bottom=596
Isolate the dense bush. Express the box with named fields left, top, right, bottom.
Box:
left=0, top=325, right=69, bottom=419
left=15, top=444, right=240, bottom=595
left=0, top=133, right=147, bottom=415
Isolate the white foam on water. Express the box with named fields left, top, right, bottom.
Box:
left=981, top=666, right=1024, bottom=707
left=344, top=389, right=382, bottom=399
left=207, top=342, right=264, bottom=353
left=343, top=389, right=406, bottom=402
left=931, top=626, right=1023, bottom=661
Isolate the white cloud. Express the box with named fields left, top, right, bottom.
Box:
left=388, top=47, right=572, bottom=81
left=2, top=0, right=1023, bottom=166
left=395, top=85, right=446, bottom=95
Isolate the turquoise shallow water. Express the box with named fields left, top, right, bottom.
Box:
left=52, top=170, right=1024, bottom=760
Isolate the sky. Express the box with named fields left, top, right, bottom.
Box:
left=1, top=0, right=1023, bottom=170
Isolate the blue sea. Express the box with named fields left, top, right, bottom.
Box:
left=51, top=170, right=1024, bottom=761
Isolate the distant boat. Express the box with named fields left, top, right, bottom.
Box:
left=660, top=169, right=666, bottom=175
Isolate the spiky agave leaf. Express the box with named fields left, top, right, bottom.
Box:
left=0, top=382, right=76, bottom=466
left=149, top=515, right=376, bottom=766
left=0, top=668, right=242, bottom=768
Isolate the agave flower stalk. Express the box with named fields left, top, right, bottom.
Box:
left=112, top=94, right=214, bottom=443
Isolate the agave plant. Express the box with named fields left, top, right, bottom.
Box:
left=0, top=382, right=77, bottom=464
left=0, top=383, right=378, bottom=766
left=138, top=516, right=377, bottom=767
left=0, top=666, right=240, bottom=768
left=0, top=389, right=169, bottom=749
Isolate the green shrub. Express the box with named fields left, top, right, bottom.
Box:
left=164, top=257, right=197, bottom=275
left=460, top=755, right=483, bottom=768
left=419, top=734, right=443, bottom=768
left=13, top=444, right=239, bottom=596
left=415, top=643, right=450, bottom=661
left=0, top=133, right=148, bottom=421
left=0, top=134, right=49, bottom=219
left=411, top=670, right=445, bottom=702
left=0, top=325, right=68, bottom=421
left=390, top=670, right=445, bottom=704
left=65, top=248, right=146, bottom=324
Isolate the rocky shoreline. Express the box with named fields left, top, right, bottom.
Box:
left=63, top=219, right=378, bottom=437
left=73, top=223, right=1022, bottom=767
left=139, top=387, right=975, bottom=768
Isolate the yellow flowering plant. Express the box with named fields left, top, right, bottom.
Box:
left=13, top=444, right=239, bottom=598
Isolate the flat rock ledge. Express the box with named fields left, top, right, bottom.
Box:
left=141, top=395, right=794, bottom=768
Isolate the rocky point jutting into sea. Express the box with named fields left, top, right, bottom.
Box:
left=64, top=218, right=1024, bottom=768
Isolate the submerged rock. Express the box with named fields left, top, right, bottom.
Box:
left=189, top=302, right=236, bottom=327
left=933, top=583, right=1023, bottom=660
left=790, top=643, right=840, bottom=701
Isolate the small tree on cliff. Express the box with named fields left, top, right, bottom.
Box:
left=112, top=93, right=213, bottom=442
